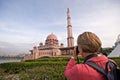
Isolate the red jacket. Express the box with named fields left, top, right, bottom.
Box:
left=64, top=55, right=108, bottom=80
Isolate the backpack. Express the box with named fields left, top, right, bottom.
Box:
left=85, top=60, right=120, bottom=80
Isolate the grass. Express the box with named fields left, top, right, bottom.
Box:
left=0, top=57, right=119, bottom=80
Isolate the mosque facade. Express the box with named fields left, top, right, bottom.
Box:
left=23, top=8, right=74, bottom=61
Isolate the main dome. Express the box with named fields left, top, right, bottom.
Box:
left=46, top=33, right=58, bottom=40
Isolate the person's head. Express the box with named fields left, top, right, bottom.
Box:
left=77, top=32, right=102, bottom=57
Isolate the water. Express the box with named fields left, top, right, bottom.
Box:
left=0, top=59, right=21, bottom=64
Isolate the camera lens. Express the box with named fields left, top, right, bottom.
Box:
left=76, top=46, right=79, bottom=55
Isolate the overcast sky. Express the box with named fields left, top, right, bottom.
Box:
left=0, top=0, right=120, bottom=54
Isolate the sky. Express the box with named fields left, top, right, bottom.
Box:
left=0, top=0, right=120, bottom=54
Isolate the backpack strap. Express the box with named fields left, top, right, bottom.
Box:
left=86, top=60, right=119, bottom=80
left=85, top=61, right=106, bottom=75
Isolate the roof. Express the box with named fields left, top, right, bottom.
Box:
left=108, top=43, right=120, bottom=57
left=46, top=33, right=58, bottom=40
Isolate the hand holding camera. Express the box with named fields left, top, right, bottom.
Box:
left=72, top=46, right=79, bottom=59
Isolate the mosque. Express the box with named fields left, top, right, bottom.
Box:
left=23, top=8, right=74, bottom=61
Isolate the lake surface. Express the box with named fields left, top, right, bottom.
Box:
left=0, top=59, right=21, bottom=64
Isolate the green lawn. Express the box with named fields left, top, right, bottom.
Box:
left=0, top=57, right=119, bottom=80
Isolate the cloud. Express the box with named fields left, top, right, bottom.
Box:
left=0, top=41, right=35, bottom=54
left=0, top=0, right=120, bottom=54
left=71, top=2, right=120, bottom=47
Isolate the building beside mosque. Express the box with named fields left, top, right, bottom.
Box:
left=108, top=34, right=120, bottom=57
left=23, top=8, right=74, bottom=61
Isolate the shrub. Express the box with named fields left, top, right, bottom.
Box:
left=0, top=57, right=119, bottom=80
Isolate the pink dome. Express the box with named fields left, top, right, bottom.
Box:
left=46, top=33, right=58, bottom=40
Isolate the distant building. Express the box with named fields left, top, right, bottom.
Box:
left=108, top=34, right=120, bottom=57
left=23, top=8, right=74, bottom=61
left=115, top=34, right=120, bottom=47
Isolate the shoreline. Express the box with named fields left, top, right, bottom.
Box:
left=0, top=59, right=22, bottom=64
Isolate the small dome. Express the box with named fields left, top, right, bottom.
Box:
left=39, top=42, right=43, bottom=46
left=33, top=46, right=37, bottom=49
left=46, top=33, right=58, bottom=40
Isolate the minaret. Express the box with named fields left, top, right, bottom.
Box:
left=67, top=8, right=74, bottom=47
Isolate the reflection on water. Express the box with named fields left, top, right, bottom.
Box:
left=0, top=59, right=21, bottom=64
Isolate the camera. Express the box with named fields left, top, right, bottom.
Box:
left=69, top=46, right=79, bottom=55
left=76, top=46, right=79, bottom=55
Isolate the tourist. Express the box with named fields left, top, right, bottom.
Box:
left=64, top=32, right=109, bottom=80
